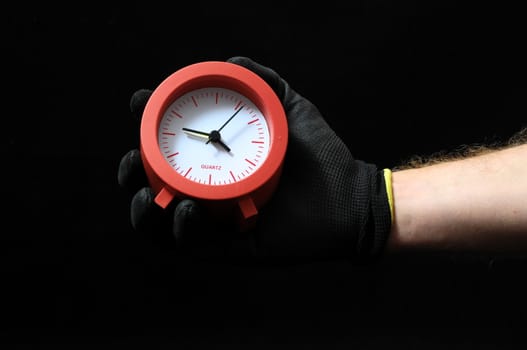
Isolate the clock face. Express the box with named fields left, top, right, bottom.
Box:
left=157, top=87, right=271, bottom=186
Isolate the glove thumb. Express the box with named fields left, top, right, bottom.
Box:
left=226, top=56, right=288, bottom=102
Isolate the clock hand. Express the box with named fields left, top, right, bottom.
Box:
left=208, top=130, right=231, bottom=152
left=182, top=128, right=231, bottom=152
left=218, top=104, right=244, bottom=132
left=182, top=127, right=210, bottom=138
left=206, top=104, right=244, bottom=145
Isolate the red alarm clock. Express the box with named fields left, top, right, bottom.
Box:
left=139, top=61, right=288, bottom=231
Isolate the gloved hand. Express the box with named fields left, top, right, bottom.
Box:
left=118, top=56, right=394, bottom=263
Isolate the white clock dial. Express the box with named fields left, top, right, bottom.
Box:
left=158, top=87, right=271, bottom=186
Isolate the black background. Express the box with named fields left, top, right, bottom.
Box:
left=4, top=1, right=527, bottom=347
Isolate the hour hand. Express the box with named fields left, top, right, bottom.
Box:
left=182, top=128, right=231, bottom=152
left=182, top=127, right=210, bottom=139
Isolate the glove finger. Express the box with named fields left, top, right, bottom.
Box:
left=130, top=89, right=153, bottom=121
left=172, top=199, right=259, bottom=261
left=172, top=199, right=207, bottom=244
left=117, top=148, right=147, bottom=194
left=130, top=187, right=168, bottom=234
left=172, top=199, right=227, bottom=258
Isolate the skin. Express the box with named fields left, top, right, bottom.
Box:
left=387, top=143, right=527, bottom=254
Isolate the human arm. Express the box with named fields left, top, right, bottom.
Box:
left=387, top=142, right=527, bottom=254
left=118, top=56, right=527, bottom=262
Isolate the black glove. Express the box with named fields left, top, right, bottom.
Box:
left=118, top=56, right=393, bottom=263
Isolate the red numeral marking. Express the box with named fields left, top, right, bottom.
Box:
left=171, top=110, right=184, bottom=118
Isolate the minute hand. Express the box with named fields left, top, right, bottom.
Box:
left=206, top=105, right=244, bottom=144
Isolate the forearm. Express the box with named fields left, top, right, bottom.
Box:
left=386, top=144, right=527, bottom=254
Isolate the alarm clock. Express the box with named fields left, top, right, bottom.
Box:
left=139, top=61, right=288, bottom=231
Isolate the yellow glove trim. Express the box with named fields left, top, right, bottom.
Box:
left=383, top=168, right=394, bottom=223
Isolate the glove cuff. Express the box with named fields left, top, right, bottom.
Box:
left=353, top=167, right=393, bottom=263
left=383, top=168, right=395, bottom=222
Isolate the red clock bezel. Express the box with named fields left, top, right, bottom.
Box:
left=139, top=61, right=288, bottom=229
